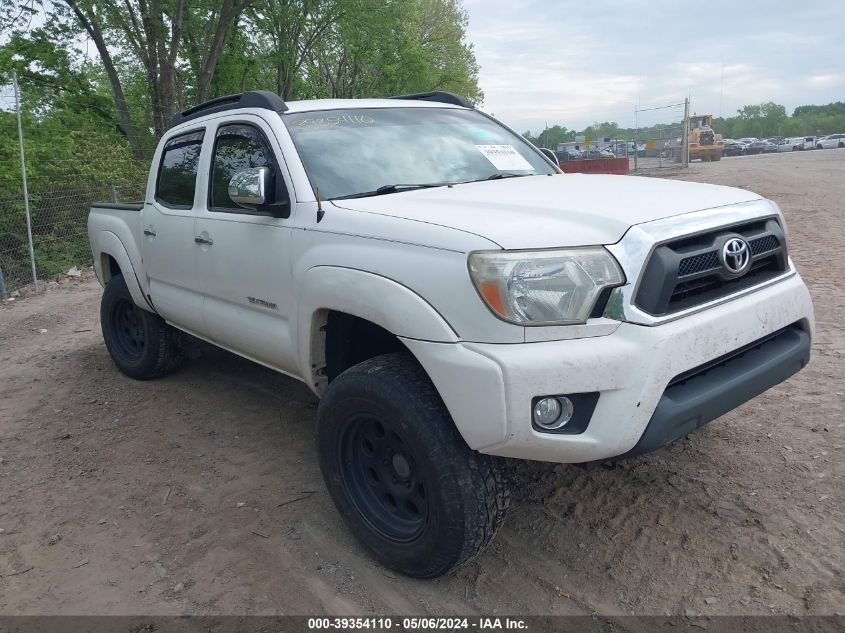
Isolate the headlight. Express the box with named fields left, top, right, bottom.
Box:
left=468, top=247, right=625, bottom=325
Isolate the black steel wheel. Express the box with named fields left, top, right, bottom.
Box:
left=339, top=413, right=428, bottom=542
left=110, top=296, right=146, bottom=361
left=100, top=273, right=183, bottom=380
left=317, top=353, right=510, bottom=578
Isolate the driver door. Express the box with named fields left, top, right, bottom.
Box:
left=194, top=117, right=299, bottom=374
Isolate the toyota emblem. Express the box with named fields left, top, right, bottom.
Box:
left=721, top=237, right=751, bottom=274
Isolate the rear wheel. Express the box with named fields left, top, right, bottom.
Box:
left=317, top=353, right=510, bottom=578
left=712, top=153, right=722, bottom=161
left=100, top=274, right=183, bottom=380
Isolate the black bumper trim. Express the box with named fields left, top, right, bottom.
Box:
left=621, top=324, right=810, bottom=458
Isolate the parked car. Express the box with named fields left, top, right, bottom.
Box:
left=554, top=148, right=582, bottom=161
left=816, top=134, right=845, bottom=149
left=608, top=141, right=645, bottom=157
left=795, top=136, right=816, bottom=150
left=723, top=140, right=745, bottom=156
left=776, top=138, right=799, bottom=152
left=87, top=89, right=814, bottom=578
left=582, top=147, right=615, bottom=159
left=745, top=140, right=778, bottom=155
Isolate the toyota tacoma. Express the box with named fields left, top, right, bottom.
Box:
left=87, top=90, right=814, bottom=578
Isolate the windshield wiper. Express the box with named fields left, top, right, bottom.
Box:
left=332, top=182, right=449, bottom=200
left=485, top=172, right=533, bottom=180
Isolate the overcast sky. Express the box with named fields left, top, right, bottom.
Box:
left=463, top=0, right=845, bottom=134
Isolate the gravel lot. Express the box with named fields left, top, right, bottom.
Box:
left=0, top=149, right=843, bottom=617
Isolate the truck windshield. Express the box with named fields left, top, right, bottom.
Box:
left=283, top=107, right=555, bottom=200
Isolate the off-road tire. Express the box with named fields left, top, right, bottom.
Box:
left=317, top=353, right=510, bottom=578
left=100, top=274, right=183, bottom=380
left=712, top=153, right=722, bottom=161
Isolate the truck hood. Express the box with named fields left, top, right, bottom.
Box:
left=331, top=174, right=763, bottom=249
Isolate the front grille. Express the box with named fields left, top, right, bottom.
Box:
left=668, top=254, right=781, bottom=311
left=634, top=217, right=788, bottom=316
left=750, top=234, right=780, bottom=255
left=677, top=235, right=781, bottom=279
left=678, top=251, right=720, bottom=276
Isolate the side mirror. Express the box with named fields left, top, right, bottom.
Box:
left=229, top=167, right=272, bottom=208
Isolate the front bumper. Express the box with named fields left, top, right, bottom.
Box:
left=401, top=272, right=814, bottom=463
left=620, top=324, right=809, bottom=458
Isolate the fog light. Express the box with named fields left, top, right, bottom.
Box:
left=533, top=396, right=574, bottom=430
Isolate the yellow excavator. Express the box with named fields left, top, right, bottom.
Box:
left=685, top=114, right=724, bottom=162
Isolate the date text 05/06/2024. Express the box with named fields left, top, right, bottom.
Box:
left=306, top=617, right=528, bottom=630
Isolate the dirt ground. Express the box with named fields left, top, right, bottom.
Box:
left=0, top=149, right=843, bottom=617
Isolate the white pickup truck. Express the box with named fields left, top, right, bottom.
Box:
left=88, top=90, right=814, bottom=578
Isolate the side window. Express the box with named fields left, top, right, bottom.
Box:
left=156, top=130, right=204, bottom=208
left=210, top=124, right=277, bottom=211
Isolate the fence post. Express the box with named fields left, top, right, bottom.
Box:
left=0, top=262, right=5, bottom=300
left=682, top=97, right=690, bottom=168
left=110, top=184, right=118, bottom=203
left=12, top=71, right=38, bottom=292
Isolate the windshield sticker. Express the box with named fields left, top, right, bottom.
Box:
left=475, top=145, right=534, bottom=171
left=294, top=114, right=376, bottom=128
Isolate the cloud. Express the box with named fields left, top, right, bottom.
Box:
left=464, top=0, right=845, bottom=133
left=805, top=74, right=845, bottom=89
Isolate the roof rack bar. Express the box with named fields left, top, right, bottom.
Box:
left=388, top=91, right=473, bottom=109
left=170, top=90, right=289, bottom=129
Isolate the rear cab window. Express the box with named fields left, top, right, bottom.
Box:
left=156, top=130, right=205, bottom=208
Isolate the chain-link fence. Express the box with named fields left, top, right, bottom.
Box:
left=0, top=74, right=147, bottom=297
left=631, top=99, right=690, bottom=171
left=548, top=99, right=691, bottom=173
left=0, top=183, right=145, bottom=295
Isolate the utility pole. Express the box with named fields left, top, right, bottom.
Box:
left=634, top=105, right=639, bottom=171
left=13, top=71, right=38, bottom=292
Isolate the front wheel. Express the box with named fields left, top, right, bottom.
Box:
left=317, top=353, right=510, bottom=578
left=100, top=274, right=183, bottom=380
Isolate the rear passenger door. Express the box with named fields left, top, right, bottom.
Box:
left=193, top=118, right=299, bottom=373
left=141, top=129, right=207, bottom=335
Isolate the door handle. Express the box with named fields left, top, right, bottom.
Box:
left=194, top=235, right=213, bottom=245
left=143, top=228, right=156, bottom=237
